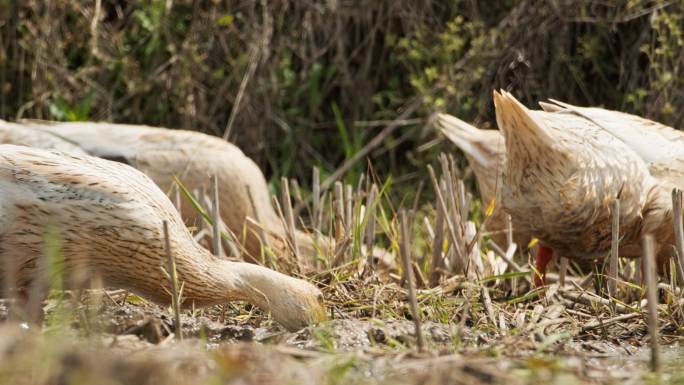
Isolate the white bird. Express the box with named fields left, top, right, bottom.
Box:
left=0, top=120, right=87, bottom=155
left=0, top=144, right=326, bottom=331
left=11, top=120, right=331, bottom=267
left=494, top=91, right=672, bottom=286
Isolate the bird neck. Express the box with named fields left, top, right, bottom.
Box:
left=177, top=251, right=280, bottom=311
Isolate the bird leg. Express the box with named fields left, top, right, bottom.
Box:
left=534, top=245, right=554, bottom=287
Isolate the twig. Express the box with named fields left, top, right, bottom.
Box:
left=312, top=167, right=321, bottom=233
left=89, top=0, right=103, bottom=58
left=163, top=220, right=182, bottom=341
left=608, top=198, right=620, bottom=297
left=365, top=184, right=378, bottom=270
left=558, top=257, right=568, bottom=288
left=246, top=184, right=272, bottom=251
left=487, top=240, right=526, bottom=274
left=223, top=44, right=260, bottom=141
left=331, top=237, right=352, bottom=267
left=345, top=184, right=353, bottom=235
left=560, top=289, right=635, bottom=314
left=429, top=181, right=446, bottom=286
left=210, top=175, right=223, bottom=258
left=281, top=177, right=300, bottom=260
left=411, top=261, right=427, bottom=289
left=399, top=210, right=424, bottom=353
left=580, top=312, right=641, bottom=333
left=344, top=184, right=353, bottom=260
left=427, top=165, right=464, bottom=275
left=333, top=182, right=346, bottom=265
left=671, top=189, right=684, bottom=284
left=642, top=234, right=660, bottom=372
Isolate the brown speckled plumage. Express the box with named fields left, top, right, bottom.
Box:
left=0, top=145, right=325, bottom=331
left=15, top=121, right=334, bottom=266
left=0, top=120, right=87, bottom=155
left=538, top=99, right=684, bottom=263
left=494, top=91, right=673, bottom=264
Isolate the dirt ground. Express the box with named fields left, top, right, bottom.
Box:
left=1, top=282, right=682, bottom=385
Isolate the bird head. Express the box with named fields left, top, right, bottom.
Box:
left=260, top=276, right=327, bottom=331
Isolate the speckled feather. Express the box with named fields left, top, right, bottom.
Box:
left=0, top=120, right=87, bottom=155
left=494, top=91, right=667, bottom=261
left=18, top=121, right=332, bottom=265
left=0, top=145, right=325, bottom=330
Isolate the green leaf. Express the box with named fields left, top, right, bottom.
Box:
left=217, top=14, right=234, bottom=26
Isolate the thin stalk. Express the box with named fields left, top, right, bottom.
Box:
left=608, top=199, right=620, bottom=297
left=281, top=177, right=300, bottom=259
left=312, top=167, right=321, bottom=233
left=246, top=184, right=272, bottom=251
left=365, top=184, right=378, bottom=269
left=559, top=258, right=568, bottom=288
left=643, top=234, right=660, bottom=372
left=399, top=210, right=424, bottom=353
left=671, top=189, right=684, bottom=284
left=211, top=175, right=223, bottom=258
left=163, top=220, right=182, bottom=341
left=429, top=180, right=446, bottom=287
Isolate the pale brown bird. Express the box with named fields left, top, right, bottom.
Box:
left=0, top=144, right=326, bottom=331
left=494, top=91, right=673, bottom=286
left=436, top=113, right=532, bottom=248
left=0, top=120, right=87, bottom=155
left=538, top=99, right=684, bottom=266
left=14, top=121, right=331, bottom=267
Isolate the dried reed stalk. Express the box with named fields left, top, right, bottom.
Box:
left=558, top=258, right=568, bottom=288
left=429, top=179, right=446, bottom=286
left=246, top=184, right=272, bottom=251
left=399, top=210, right=424, bottom=352
left=281, top=177, right=300, bottom=259
left=671, top=189, right=684, bottom=284
left=427, top=165, right=465, bottom=275
left=344, top=184, right=353, bottom=260
left=312, top=167, right=321, bottom=233
left=642, top=234, right=660, bottom=372
left=163, top=220, right=182, bottom=341
left=608, top=198, right=620, bottom=297
left=210, top=175, right=223, bottom=258
left=365, top=184, right=378, bottom=269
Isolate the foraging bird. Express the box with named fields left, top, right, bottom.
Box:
left=538, top=100, right=684, bottom=183
left=494, top=91, right=673, bottom=286
left=0, top=144, right=326, bottom=331
left=436, top=113, right=531, bottom=249
left=10, top=121, right=331, bottom=268
left=538, top=100, right=684, bottom=149
left=0, top=120, right=87, bottom=155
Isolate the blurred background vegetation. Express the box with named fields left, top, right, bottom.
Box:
left=0, top=0, right=682, bottom=198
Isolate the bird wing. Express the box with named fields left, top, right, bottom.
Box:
left=0, top=144, right=182, bottom=228
left=18, top=121, right=231, bottom=163
left=436, top=113, right=503, bottom=168
left=0, top=120, right=88, bottom=155
left=540, top=99, right=684, bottom=164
